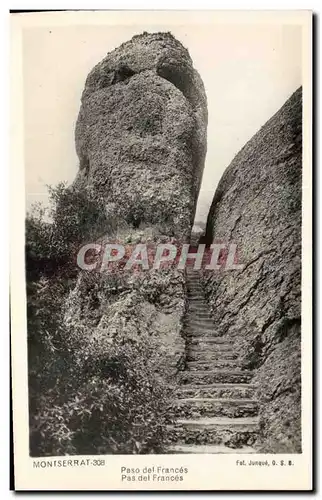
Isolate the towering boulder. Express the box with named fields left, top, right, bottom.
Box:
left=60, top=33, right=208, bottom=453
left=75, top=32, right=207, bottom=240
left=70, top=30, right=208, bottom=375
left=203, top=88, right=302, bottom=452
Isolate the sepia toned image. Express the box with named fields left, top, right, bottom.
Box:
left=11, top=10, right=312, bottom=491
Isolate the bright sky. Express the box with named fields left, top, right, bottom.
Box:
left=23, top=21, right=302, bottom=223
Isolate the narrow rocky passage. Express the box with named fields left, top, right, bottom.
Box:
left=166, top=269, right=260, bottom=454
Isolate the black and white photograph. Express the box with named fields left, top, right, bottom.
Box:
left=10, top=9, right=312, bottom=491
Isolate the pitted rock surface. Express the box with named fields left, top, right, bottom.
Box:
left=202, top=88, right=302, bottom=453
left=64, top=34, right=208, bottom=417
left=75, top=32, right=207, bottom=240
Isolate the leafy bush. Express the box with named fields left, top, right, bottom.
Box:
left=26, top=183, right=177, bottom=457
left=30, top=340, right=172, bottom=456
left=26, top=183, right=110, bottom=279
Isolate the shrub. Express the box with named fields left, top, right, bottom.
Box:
left=26, top=183, right=111, bottom=279
left=26, top=183, right=176, bottom=457
left=30, top=340, right=172, bottom=456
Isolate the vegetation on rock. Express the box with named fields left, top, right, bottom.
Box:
left=26, top=185, right=184, bottom=456
left=26, top=32, right=207, bottom=456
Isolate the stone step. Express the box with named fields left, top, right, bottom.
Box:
left=188, top=297, right=207, bottom=303
left=185, top=330, right=223, bottom=338
left=187, top=344, right=234, bottom=351
left=186, top=309, right=212, bottom=316
left=188, top=301, right=209, bottom=307
left=188, top=302, right=208, bottom=308
left=186, top=318, right=215, bottom=327
left=181, top=370, right=253, bottom=384
left=186, top=321, right=214, bottom=328
left=172, top=398, right=259, bottom=418
left=187, top=351, right=238, bottom=361
left=187, top=281, right=203, bottom=287
left=188, top=344, right=235, bottom=354
left=188, top=337, right=233, bottom=345
left=185, top=322, right=219, bottom=328
left=186, top=333, right=223, bottom=341
left=166, top=444, right=257, bottom=454
left=167, top=416, right=259, bottom=446
left=186, top=310, right=211, bottom=318
left=187, top=292, right=204, bottom=298
left=187, top=359, right=243, bottom=370
left=186, top=322, right=217, bottom=329
left=176, top=383, right=257, bottom=399
left=187, top=295, right=205, bottom=302
left=176, top=416, right=259, bottom=429
left=186, top=307, right=212, bottom=318
left=187, top=318, right=214, bottom=325
left=186, top=314, right=214, bottom=321
left=186, top=328, right=219, bottom=336
left=186, top=326, right=217, bottom=334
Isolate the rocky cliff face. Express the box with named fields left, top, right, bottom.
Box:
left=75, top=32, right=207, bottom=240
left=203, top=88, right=302, bottom=452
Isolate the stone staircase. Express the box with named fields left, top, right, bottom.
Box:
left=166, top=269, right=259, bottom=454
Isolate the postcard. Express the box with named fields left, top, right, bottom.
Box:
left=10, top=9, right=312, bottom=491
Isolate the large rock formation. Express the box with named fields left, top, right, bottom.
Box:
left=69, top=31, right=207, bottom=366
left=60, top=33, right=208, bottom=453
left=203, top=88, right=302, bottom=452
left=75, top=32, right=207, bottom=240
